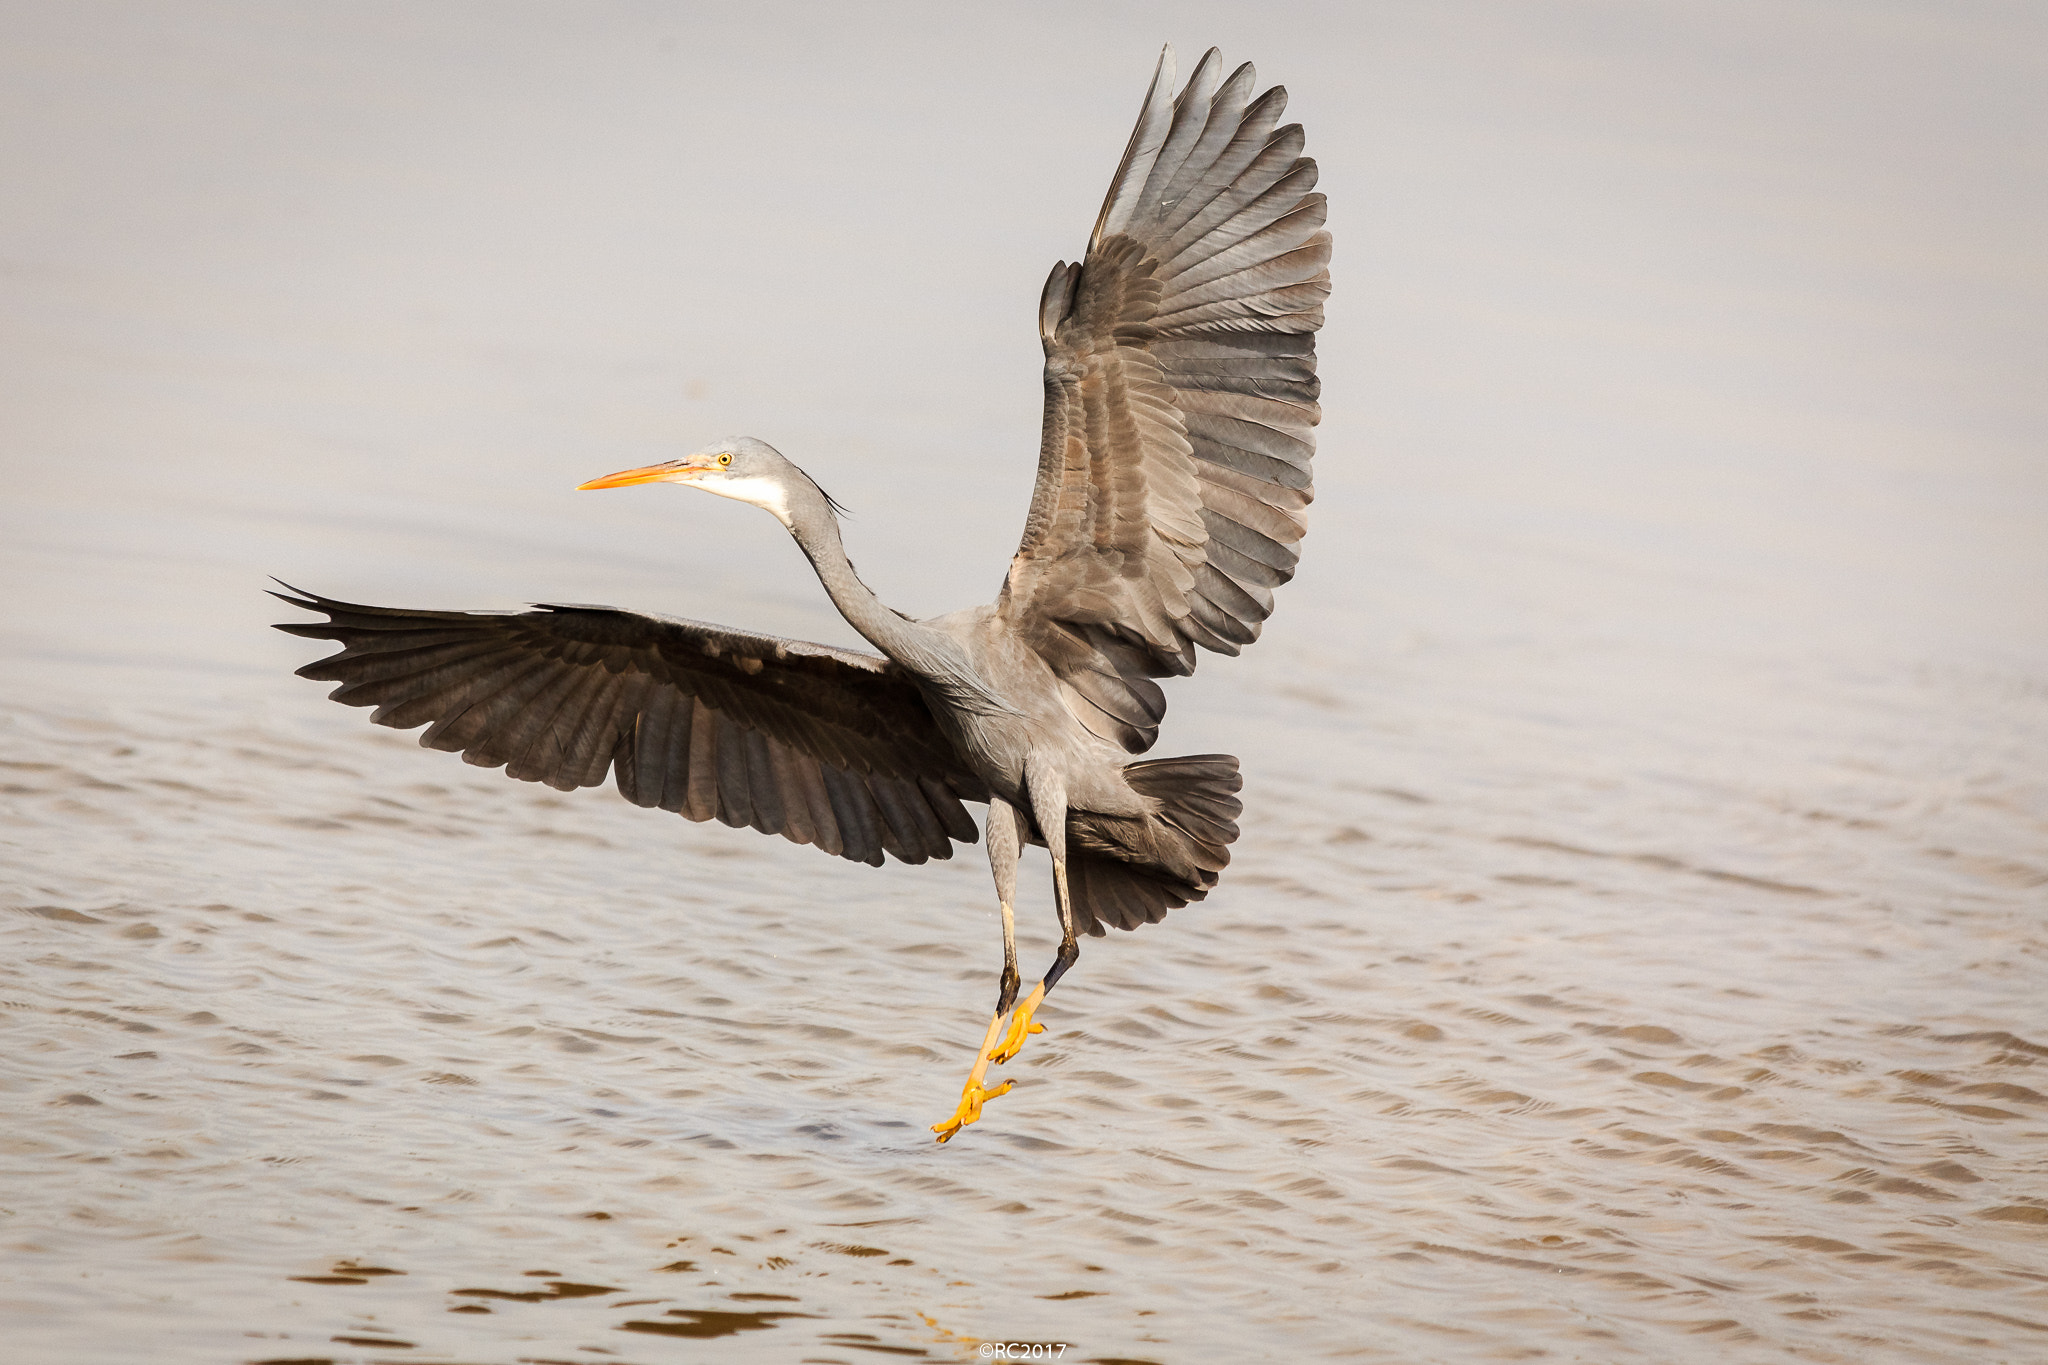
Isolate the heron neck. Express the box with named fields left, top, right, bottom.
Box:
left=787, top=506, right=934, bottom=663
left=785, top=497, right=1016, bottom=718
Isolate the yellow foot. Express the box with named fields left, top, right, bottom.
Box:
left=988, top=984, right=1046, bottom=1065
left=931, top=1078, right=1013, bottom=1143
left=932, top=1010, right=1013, bottom=1144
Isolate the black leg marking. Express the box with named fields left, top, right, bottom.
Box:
left=1042, top=936, right=1080, bottom=995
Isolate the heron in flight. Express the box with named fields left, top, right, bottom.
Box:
left=276, top=46, right=1327, bottom=1141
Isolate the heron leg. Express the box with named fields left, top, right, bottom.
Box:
left=989, top=770, right=1077, bottom=1066
left=933, top=798, right=1028, bottom=1143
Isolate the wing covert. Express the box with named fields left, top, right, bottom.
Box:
left=273, top=586, right=986, bottom=866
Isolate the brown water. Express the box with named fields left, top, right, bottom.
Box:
left=4, top=4, right=2046, bottom=1363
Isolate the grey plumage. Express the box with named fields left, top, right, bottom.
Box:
left=275, top=45, right=1324, bottom=1140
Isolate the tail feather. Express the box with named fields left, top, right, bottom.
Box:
left=1069, top=854, right=1185, bottom=935
left=1126, top=752, right=1242, bottom=865
left=1067, top=753, right=1243, bottom=937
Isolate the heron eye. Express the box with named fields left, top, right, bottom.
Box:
left=718, top=452, right=732, bottom=467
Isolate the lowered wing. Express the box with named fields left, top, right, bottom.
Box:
left=274, top=585, right=986, bottom=866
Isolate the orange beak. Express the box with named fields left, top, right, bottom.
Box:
left=575, top=460, right=696, bottom=491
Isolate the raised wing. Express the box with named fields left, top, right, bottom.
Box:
left=998, top=47, right=1328, bottom=753
left=273, top=586, right=985, bottom=866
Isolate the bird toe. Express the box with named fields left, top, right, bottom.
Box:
left=932, top=1080, right=1013, bottom=1143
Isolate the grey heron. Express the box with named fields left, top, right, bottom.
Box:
left=276, top=45, right=1328, bottom=1141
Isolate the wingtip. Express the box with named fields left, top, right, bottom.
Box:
left=268, top=578, right=320, bottom=610
left=1090, top=44, right=1184, bottom=252
left=1137, top=45, right=1176, bottom=115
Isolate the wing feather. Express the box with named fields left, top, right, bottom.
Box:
left=506, top=659, right=609, bottom=786
left=766, top=739, right=815, bottom=847
left=1133, top=49, right=1225, bottom=217
left=1154, top=62, right=1256, bottom=224
left=820, top=765, right=884, bottom=866
left=1089, top=48, right=1179, bottom=248
left=998, top=48, right=1328, bottom=753
left=713, top=712, right=754, bottom=829
left=625, top=684, right=680, bottom=809
left=275, top=586, right=985, bottom=867
left=795, top=752, right=843, bottom=856
left=445, top=657, right=566, bottom=766
left=684, top=696, right=721, bottom=822
left=1163, top=118, right=1303, bottom=256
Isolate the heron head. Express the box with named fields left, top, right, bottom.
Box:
left=577, top=436, right=830, bottom=527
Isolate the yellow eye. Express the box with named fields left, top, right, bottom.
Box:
left=718, top=452, right=732, bottom=467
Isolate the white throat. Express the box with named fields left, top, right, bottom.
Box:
left=695, top=474, right=793, bottom=527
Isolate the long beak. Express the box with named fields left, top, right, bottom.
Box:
left=575, top=461, right=694, bottom=491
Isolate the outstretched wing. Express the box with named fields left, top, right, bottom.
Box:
left=274, top=586, right=986, bottom=866
left=997, top=47, right=1328, bottom=753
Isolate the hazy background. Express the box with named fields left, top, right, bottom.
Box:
left=3, top=3, right=2044, bottom=1363
left=5, top=0, right=2043, bottom=693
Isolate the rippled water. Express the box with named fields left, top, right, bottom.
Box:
left=5, top=4, right=2047, bottom=1363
